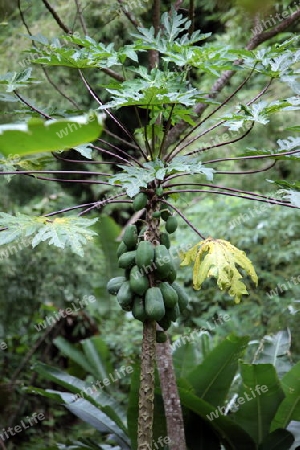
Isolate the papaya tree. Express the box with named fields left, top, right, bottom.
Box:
left=0, top=1, right=300, bottom=449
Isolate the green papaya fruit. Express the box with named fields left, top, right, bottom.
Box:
left=133, top=192, right=147, bottom=211
left=135, top=240, right=155, bottom=270
left=117, top=241, right=127, bottom=258
left=117, top=281, right=133, bottom=311
left=159, top=282, right=178, bottom=308
left=165, top=215, right=177, bottom=234
left=156, top=330, right=167, bottom=343
left=107, top=276, right=126, bottom=295
left=145, top=287, right=165, bottom=321
left=172, top=282, right=189, bottom=313
left=118, top=250, right=136, bottom=269
left=160, top=232, right=170, bottom=249
left=155, top=245, right=176, bottom=281
left=132, top=297, right=147, bottom=322
left=130, top=265, right=149, bottom=295
left=123, top=225, right=138, bottom=250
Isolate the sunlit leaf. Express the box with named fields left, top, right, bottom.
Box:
left=180, top=238, right=258, bottom=303
left=0, top=113, right=103, bottom=157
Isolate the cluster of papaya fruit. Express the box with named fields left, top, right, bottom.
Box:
left=106, top=192, right=189, bottom=342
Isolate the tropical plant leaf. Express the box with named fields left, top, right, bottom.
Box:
left=0, top=68, right=41, bottom=92
left=0, top=213, right=98, bottom=257
left=271, top=361, right=300, bottom=430
left=0, top=113, right=103, bottom=157
left=166, top=156, right=214, bottom=181
left=184, top=334, right=249, bottom=407
left=33, top=363, right=127, bottom=434
left=258, top=429, right=295, bottom=450
left=233, top=363, right=285, bottom=445
left=252, top=329, right=292, bottom=378
left=179, top=388, right=256, bottom=450
left=180, top=238, right=258, bottom=303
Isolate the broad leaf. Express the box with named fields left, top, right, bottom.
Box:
left=258, top=429, right=295, bottom=450
left=233, top=363, right=285, bottom=445
left=179, top=388, right=256, bottom=450
left=271, top=361, right=300, bottom=430
left=0, top=213, right=98, bottom=257
left=0, top=68, right=40, bottom=92
left=252, top=330, right=292, bottom=378
left=0, top=113, right=103, bottom=157
left=184, top=334, right=249, bottom=407
left=33, top=363, right=127, bottom=433
left=180, top=238, right=258, bottom=303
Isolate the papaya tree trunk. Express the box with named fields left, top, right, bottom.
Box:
left=137, top=194, right=160, bottom=449
left=137, top=320, right=156, bottom=449
left=156, top=339, right=186, bottom=450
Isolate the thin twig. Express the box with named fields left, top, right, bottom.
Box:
left=161, top=198, right=206, bottom=239
left=164, top=182, right=278, bottom=201
left=41, top=0, right=70, bottom=33
left=168, top=77, right=271, bottom=161
left=117, top=0, right=142, bottom=29
left=104, top=129, right=139, bottom=150
left=42, top=67, right=80, bottom=108
left=92, top=145, right=133, bottom=165
left=216, top=161, right=276, bottom=175
left=203, top=148, right=300, bottom=165
left=74, top=0, right=87, bottom=35
left=0, top=170, right=110, bottom=176
left=14, top=91, right=52, bottom=119
left=185, top=123, right=254, bottom=157
left=166, top=9, right=300, bottom=147
left=78, top=192, right=127, bottom=215
left=164, top=189, right=299, bottom=209
left=44, top=203, right=97, bottom=217
left=166, top=68, right=256, bottom=162
left=79, top=71, right=147, bottom=161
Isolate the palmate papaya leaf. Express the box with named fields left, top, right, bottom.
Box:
left=110, top=157, right=214, bottom=197
left=180, top=238, right=258, bottom=303
left=0, top=68, right=41, bottom=92
left=0, top=113, right=103, bottom=157
left=0, top=213, right=98, bottom=257
left=100, top=68, right=203, bottom=110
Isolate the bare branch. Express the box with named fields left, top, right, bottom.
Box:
left=117, top=0, right=142, bottom=29
left=203, top=148, right=300, bottom=165
left=216, top=161, right=276, bottom=175
left=161, top=198, right=205, bottom=239
left=185, top=123, right=254, bottom=157
left=164, top=189, right=299, bottom=209
left=41, top=0, right=70, bottom=34
left=79, top=192, right=128, bottom=215
left=168, top=77, right=271, bottom=161
left=166, top=68, right=256, bottom=162
left=74, top=0, right=87, bottom=35
left=41, top=67, right=80, bottom=109
left=79, top=71, right=147, bottom=161
left=13, top=91, right=52, bottom=119
left=166, top=9, right=300, bottom=147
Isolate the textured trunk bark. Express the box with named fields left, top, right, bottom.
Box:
left=137, top=320, right=157, bottom=450
left=156, top=338, right=186, bottom=450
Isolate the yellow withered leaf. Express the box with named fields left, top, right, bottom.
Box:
left=180, top=237, right=258, bottom=303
